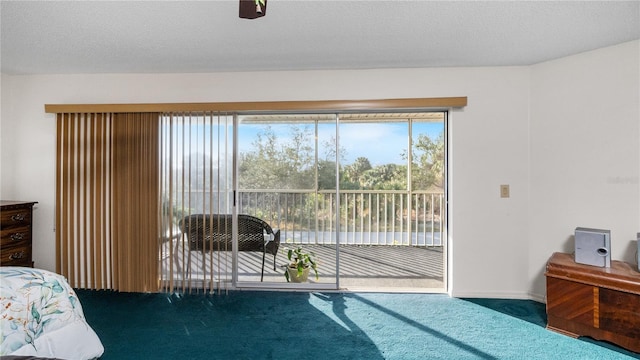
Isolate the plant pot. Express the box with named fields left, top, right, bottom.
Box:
left=286, top=266, right=310, bottom=283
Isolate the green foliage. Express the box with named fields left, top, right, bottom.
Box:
left=239, top=125, right=315, bottom=190
left=360, top=164, right=407, bottom=190
left=238, top=122, right=444, bottom=228
left=317, top=160, right=337, bottom=190
left=284, top=246, right=319, bottom=282
left=239, top=124, right=443, bottom=192
left=411, top=131, right=445, bottom=191
left=343, top=157, right=372, bottom=184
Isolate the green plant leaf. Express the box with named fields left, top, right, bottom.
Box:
left=284, top=245, right=319, bottom=281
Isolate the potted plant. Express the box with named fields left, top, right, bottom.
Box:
left=284, top=246, right=318, bottom=283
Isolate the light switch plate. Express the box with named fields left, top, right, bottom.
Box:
left=500, top=184, right=510, bottom=198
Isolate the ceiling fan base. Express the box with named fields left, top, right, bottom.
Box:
left=239, top=0, right=267, bottom=19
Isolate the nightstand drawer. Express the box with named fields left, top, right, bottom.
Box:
left=0, top=243, right=32, bottom=266
left=1, top=225, right=32, bottom=247
left=0, top=207, right=33, bottom=227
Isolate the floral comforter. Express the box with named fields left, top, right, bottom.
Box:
left=0, top=267, right=104, bottom=359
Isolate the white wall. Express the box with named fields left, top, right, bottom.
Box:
left=447, top=69, right=531, bottom=298
left=4, top=41, right=637, bottom=299
left=0, top=74, right=4, bottom=193
left=0, top=66, right=533, bottom=297
left=528, top=40, right=640, bottom=300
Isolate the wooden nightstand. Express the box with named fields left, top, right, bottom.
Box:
left=1, top=200, right=38, bottom=267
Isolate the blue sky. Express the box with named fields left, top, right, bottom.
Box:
left=162, top=115, right=444, bottom=167
left=238, top=120, right=443, bottom=166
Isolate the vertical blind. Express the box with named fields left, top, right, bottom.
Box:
left=56, top=113, right=111, bottom=289
left=56, top=111, right=235, bottom=293
left=159, top=112, right=234, bottom=294
left=56, top=112, right=159, bottom=292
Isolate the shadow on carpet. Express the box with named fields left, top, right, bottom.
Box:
left=76, top=290, right=639, bottom=359
left=462, top=298, right=640, bottom=359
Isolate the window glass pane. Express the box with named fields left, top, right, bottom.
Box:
left=411, top=114, right=446, bottom=191
left=239, top=118, right=316, bottom=190
left=339, top=119, right=408, bottom=190
left=317, top=119, right=338, bottom=190
left=237, top=114, right=337, bottom=285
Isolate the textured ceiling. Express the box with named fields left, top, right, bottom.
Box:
left=1, top=1, right=639, bottom=75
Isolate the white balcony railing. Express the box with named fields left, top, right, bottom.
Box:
left=237, top=190, right=444, bottom=247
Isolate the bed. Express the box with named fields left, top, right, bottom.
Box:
left=0, top=267, right=104, bottom=359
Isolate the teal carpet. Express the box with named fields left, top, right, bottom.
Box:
left=76, top=290, right=639, bottom=360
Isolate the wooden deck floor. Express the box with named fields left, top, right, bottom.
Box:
left=162, top=241, right=445, bottom=291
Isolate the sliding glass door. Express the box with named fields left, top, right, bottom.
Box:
left=335, top=113, right=446, bottom=290
left=236, top=114, right=339, bottom=288
left=160, top=111, right=446, bottom=292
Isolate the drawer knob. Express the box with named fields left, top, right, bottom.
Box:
left=9, top=251, right=25, bottom=260
left=10, top=233, right=25, bottom=241
left=11, top=213, right=26, bottom=222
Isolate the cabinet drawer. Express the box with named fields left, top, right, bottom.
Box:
left=0, top=244, right=32, bottom=266
left=0, top=207, right=32, bottom=227
left=546, top=276, right=595, bottom=328
left=0, top=225, right=31, bottom=247
left=600, top=288, right=640, bottom=339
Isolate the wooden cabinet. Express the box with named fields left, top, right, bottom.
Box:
left=545, top=252, right=640, bottom=353
left=0, top=201, right=37, bottom=267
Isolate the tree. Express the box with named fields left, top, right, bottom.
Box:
left=239, top=125, right=315, bottom=190
left=317, top=159, right=337, bottom=190
left=411, top=131, right=444, bottom=190
left=239, top=124, right=444, bottom=192
left=360, top=164, right=406, bottom=190
left=343, top=157, right=372, bottom=187
left=239, top=126, right=281, bottom=189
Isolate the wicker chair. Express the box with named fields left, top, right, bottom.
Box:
left=178, top=214, right=280, bottom=281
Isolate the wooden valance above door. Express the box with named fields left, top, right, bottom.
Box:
left=45, top=97, right=467, bottom=114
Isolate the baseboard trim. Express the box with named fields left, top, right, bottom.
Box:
left=452, top=290, right=545, bottom=302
